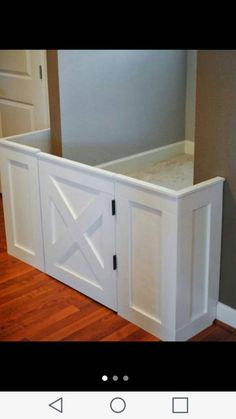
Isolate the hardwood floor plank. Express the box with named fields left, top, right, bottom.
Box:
left=100, top=323, right=140, bottom=341
left=122, top=328, right=160, bottom=342
left=35, top=306, right=110, bottom=341
left=2, top=305, right=80, bottom=341
left=62, top=312, right=130, bottom=341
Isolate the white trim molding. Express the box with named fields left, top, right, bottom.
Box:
left=217, top=302, right=236, bottom=329
left=185, top=140, right=195, bottom=155
left=97, top=140, right=195, bottom=174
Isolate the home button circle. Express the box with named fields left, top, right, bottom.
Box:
left=110, top=397, right=126, bottom=413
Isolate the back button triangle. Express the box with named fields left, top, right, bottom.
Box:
left=49, top=397, right=63, bottom=413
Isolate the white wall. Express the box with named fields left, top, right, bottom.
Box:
left=57, top=50, right=187, bottom=165
left=185, top=50, right=197, bottom=142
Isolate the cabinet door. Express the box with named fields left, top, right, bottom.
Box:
left=39, top=156, right=117, bottom=311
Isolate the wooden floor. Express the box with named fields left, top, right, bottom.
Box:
left=1, top=195, right=236, bottom=341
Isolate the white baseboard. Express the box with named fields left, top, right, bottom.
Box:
left=97, top=140, right=186, bottom=173
left=185, top=140, right=195, bottom=155
left=216, top=302, right=236, bottom=329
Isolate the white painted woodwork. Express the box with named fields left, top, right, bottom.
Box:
left=0, top=50, right=49, bottom=137
left=0, top=137, right=224, bottom=340
left=116, top=176, right=224, bottom=341
left=38, top=153, right=117, bottom=311
left=175, top=180, right=223, bottom=340
left=184, top=140, right=194, bottom=155
left=0, top=128, right=51, bottom=193
left=0, top=141, right=44, bottom=270
left=115, top=181, right=179, bottom=340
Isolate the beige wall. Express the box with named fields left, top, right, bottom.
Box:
left=194, top=50, right=236, bottom=309
left=46, top=50, right=62, bottom=156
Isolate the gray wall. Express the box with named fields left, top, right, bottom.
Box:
left=194, top=50, right=236, bottom=310
left=185, top=50, right=197, bottom=142
left=57, top=50, right=187, bottom=165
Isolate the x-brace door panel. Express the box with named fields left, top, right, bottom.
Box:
left=39, top=158, right=117, bottom=311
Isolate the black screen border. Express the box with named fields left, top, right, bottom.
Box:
left=0, top=342, right=235, bottom=391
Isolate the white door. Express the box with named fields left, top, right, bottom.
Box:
left=39, top=156, right=117, bottom=311
left=0, top=50, right=49, bottom=137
